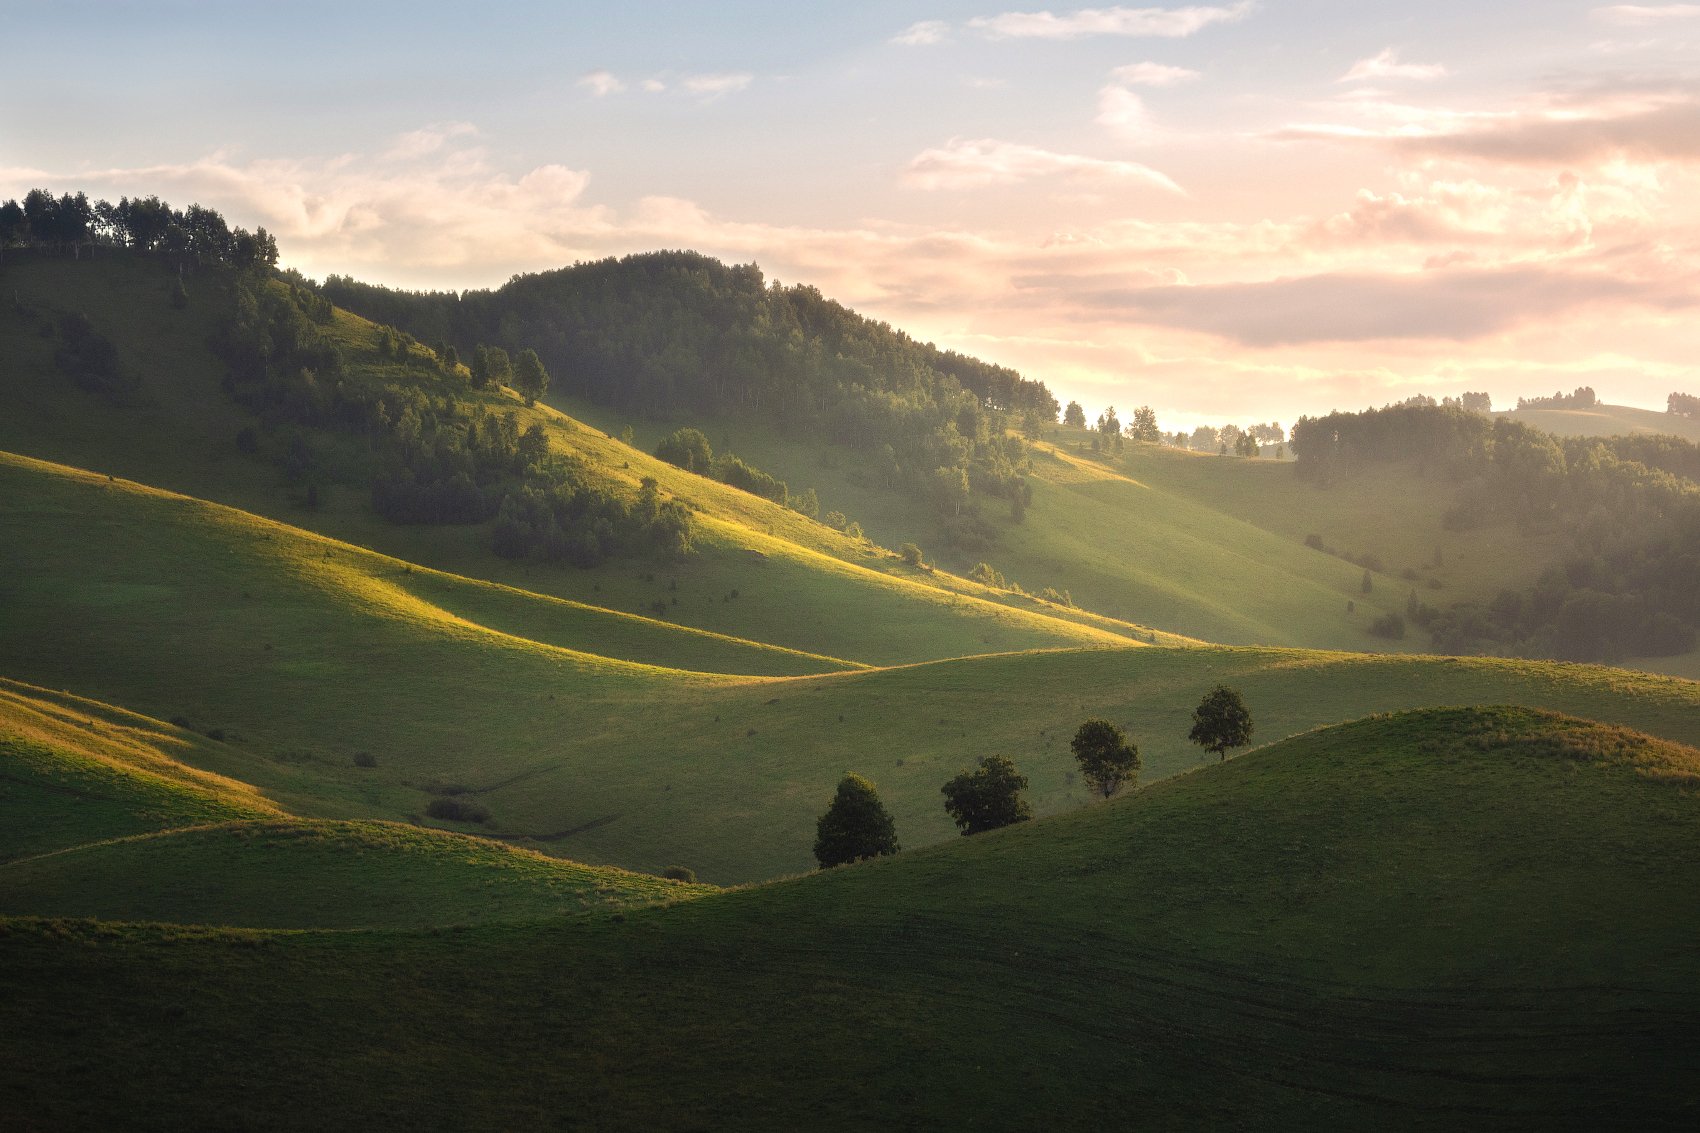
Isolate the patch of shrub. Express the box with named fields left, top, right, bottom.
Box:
left=425, top=797, right=491, bottom=824
left=352, top=751, right=377, bottom=768
left=662, top=866, right=696, bottom=883
left=1370, top=613, right=1407, bottom=639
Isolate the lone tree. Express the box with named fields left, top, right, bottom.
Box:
left=941, top=755, right=1033, bottom=835
left=513, top=348, right=551, bottom=406
left=813, top=774, right=899, bottom=868
left=1189, top=685, right=1253, bottom=762
left=1070, top=719, right=1140, bottom=799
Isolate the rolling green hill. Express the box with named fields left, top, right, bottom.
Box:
left=0, top=678, right=281, bottom=861
left=1500, top=402, right=1700, bottom=444
left=4, top=707, right=1698, bottom=1129
left=5, top=447, right=1700, bottom=881
left=0, top=819, right=709, bottom=929
left=565, top=400, right=1418, bottom=651
left=0, top=254, right=1165, bottom=664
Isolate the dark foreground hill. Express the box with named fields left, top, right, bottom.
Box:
left=4, top=707, right=1698, bottom=1130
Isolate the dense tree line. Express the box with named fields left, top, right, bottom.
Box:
left=1291, top=404, right=1700, bottom=661
left=317, top=252, right=1054, bottom=545
left=1517, top=387, right=1597, bottom=411
left=653, top=427, right=795, bottom=507
left=1670, top=392, right=1700, bottom=419
left=211, top=279, right=691, bottom=566
left=0, top=188, right=277, bottom=272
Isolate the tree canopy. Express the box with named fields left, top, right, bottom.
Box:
left=1189, top=686, right=1253, bottom=762
left=1070, top=719, right=1139, bottom=799
left=941, top=756, right=1033, bottom=835
left=813, top=774, right=899, bottom=868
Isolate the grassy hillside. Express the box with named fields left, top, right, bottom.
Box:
left=1500, top=402, right=1700, bottom=444
left=0, top=819, right=709, bottom=929
left=4, top=707, right=1698, bottom=1129
left=570, top=401, right=1417, bottom=651
left=0, top=255, right=1165, bottom=665
left=0, top=679, right=281, bottom=861
left=6, top=448, right=1700, bottom=882
left=1120, top=441, right=1570, bottom=609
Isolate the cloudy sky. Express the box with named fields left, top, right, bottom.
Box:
left=5, top=1, right=1698, bottom=427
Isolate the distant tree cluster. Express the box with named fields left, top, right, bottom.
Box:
left=1291, top=403, right=1700, bottom=661
left=211, top=279, right=693, bottom=566
left=1167, top=421, right=1283, bottom=456
left=814, top=689, right=1253, bottom=868
left=653, top=427, right=802, bottom=509
left=1517, top=387, right=1597, bottom=411
left=1670, top=392, right=1700, bottom=419
left=0, top=188, right=277, bottom=272
left=318, top=253, right=1053, bottom=548
left=1444, top=391, right=1492, bottom=413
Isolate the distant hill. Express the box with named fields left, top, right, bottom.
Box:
left=5, top=707, right=1700, bottom=1128
left=1499, top=401, right=1700, bottom=444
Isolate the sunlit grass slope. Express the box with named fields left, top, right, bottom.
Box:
left=579, top=403, right=1420, bottom=650
left=1122, top=441, right=1571, bottom=608
left=6, top=441, right=1700, bottom=881
left=1500, top=402, right=1700, bottom=444
left=4, top=708, right=1698, bottom=1129
left=0, top=256, right=1159, bottom=663
left=0, top=678, right=280, bottom=861
left=0, top=819, right=710, bottom=929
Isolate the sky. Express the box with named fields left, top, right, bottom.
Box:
left=4, top=1, right=1698, bottom=429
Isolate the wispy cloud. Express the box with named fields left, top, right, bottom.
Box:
left=1109, top=61, right=1201, bottom=85
left=893, top=20, right=950, bottom=45
left=578, top=70, right=626, bottom=97
left=682, top=72, right=754, bottom=97
left=965, top=3, right=1252, bottom=40
left=1077, top=266, right=1690, bottom=345
left=903, top=137, right=1182, bottom=191
left=1277, top=87, right=1700, bottom=166
left=1592, top=4, right=1700, bottom=25
left=383, top=123, right=477, bottom=160
left=1096, top=86, right=1157, bottom=137
left=1340, top=49, right=1449, bottom=83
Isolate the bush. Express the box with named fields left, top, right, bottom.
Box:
left=662, top=866, right=696, bottom=883
left=425, top=797, right=492, bottom=824
left=1370, top=613, right=1407, bottom=639
left=900, top=542, right=924, bottom=567
left=352, top=751, right=377, bottom=768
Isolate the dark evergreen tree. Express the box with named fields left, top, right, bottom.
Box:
left=813, top=774, right=899, bottom=868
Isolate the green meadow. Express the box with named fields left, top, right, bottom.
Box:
left=4, top=249, right=1700, bottom=1128
left=4, top=708, right=1699, bottom=1128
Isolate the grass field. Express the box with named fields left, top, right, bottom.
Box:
left=3, top=707, right=1698, bottom=1129
left=563, top=399, right=1420, bottom=652
left=6, top=448, right=1700, bottom=881
left=1500, top=402, right=1700, bottom=444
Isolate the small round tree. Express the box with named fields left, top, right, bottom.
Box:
left=813, top=773, right=900, bottom=868
left=1189, top=685, right=1253, bottom=762
left=941, top=755, right=1033, bottom=835
left=1070, top=719, right=1140, bottom=799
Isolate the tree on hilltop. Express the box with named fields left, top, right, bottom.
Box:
left=1064, top=400, right=1086, bottom=428
left=1070, top=719, right=1139, bottom=799
left=1189, top=685, right=1253, bottom=762
left=941, top=756, right=1032, bottom=835
left=813, top=774, right=899, bottom=868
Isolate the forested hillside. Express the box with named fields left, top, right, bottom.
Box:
left=1291, top=405, right=1700, bottom=661
left=322, top=254, right=1055, bottom=546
